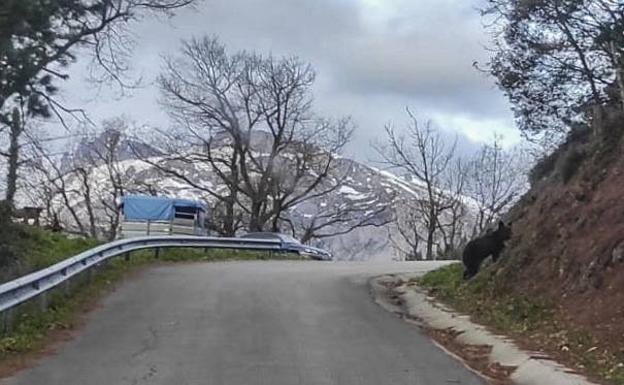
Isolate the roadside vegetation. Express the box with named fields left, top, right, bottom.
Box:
left=0, top=226, right=100, bottom=284
left=0, top=225, right=301, bottom=366
left=419, top=264, right=624, bottom=385
left=418, top=264, right=553, bottom=333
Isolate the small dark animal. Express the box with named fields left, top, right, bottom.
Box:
left=462, top=221, right=512, bottom=280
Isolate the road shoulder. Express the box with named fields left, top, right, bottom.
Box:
left=371, top=273, right=600, bottom=385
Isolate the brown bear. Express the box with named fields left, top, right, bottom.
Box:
left=462, top=221, right=512, bottom=279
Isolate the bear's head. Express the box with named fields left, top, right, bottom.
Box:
left=495, top=220, right=512, bottom=241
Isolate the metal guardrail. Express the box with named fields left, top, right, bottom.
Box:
left=0, top=236, right=283, bottom=314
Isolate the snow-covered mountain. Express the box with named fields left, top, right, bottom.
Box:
left=49, top=132, right=476, bottom=261
left=59, top=129, right=162, bottom=173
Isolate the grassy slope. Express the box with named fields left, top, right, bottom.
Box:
left=419, top=264, right=624, bottom=384
left=0, top=226, right=302, bottom=360
left=419, top=264, right=552, bottom=333
left=1, top=227, right=100, bottom=283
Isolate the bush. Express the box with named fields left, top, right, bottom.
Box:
left=0, top=203, right=20, bottom=268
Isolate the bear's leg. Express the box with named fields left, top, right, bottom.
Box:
left=463, top=263, right=478, bottom=280
left=462, top=257, right=473, bottom=280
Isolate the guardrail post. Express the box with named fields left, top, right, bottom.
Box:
left=124, top=251, right=130, bottom=262
left=39, top=292, right=49, bottom=312
left=154, top=248, right=160, bottom=259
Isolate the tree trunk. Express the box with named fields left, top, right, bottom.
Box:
left=107, top=210, right=120, bottom=241
left=408, top=235, right=420, bottom=261
left=426, top=211, right=436, bottom=261
left=223, top=198, right=236, bottom=237
left=609, top=41, right=624, bottom=112
left=425, top=229, right=435, bottom=260
left=4, top=108, right=22, bottom=208
left=300, top=227, right=314, bottom=244
left=270, top=204, right=282, bottom=232
left=77, top=169, right=97, bottom=238
left=248, top=201, right=264, bottom=232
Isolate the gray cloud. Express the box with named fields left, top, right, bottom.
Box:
left=57, top=0, right=517, bottom=161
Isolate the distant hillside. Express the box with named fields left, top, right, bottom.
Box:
left=59, top=129, right=162, bottom=173
left=51, top=131, right=477, bottom=261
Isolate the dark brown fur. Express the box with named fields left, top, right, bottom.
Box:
left=462, top=221, right=512, bottom=279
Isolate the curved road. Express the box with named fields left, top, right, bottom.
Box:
left=3, top=261, right=485, bottom=385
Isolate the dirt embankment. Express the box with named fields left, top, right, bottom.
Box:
left=494, top=116, right=624, bottom=377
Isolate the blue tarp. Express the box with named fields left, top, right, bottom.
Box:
left=121, top=195, right=206, bottom=221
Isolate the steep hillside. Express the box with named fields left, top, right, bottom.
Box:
left=503, top=136, right=624, bottom=344
left=461, top=114, right=624, bottom=382
left=418, top=119, right=624, bottom=384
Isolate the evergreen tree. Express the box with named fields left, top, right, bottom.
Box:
left=484, top=0, right=624, bottom=142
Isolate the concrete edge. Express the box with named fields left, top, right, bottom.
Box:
left=370, top=273, right=600, bottom=385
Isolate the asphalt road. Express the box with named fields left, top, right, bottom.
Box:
left=3, top=261, right=485, bottom=385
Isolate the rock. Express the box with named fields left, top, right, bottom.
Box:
left=579, top=258, right=603, bottom=291
left=612, top=241, right=624, bottom=264
left=573, top=191, right=587, bottom=202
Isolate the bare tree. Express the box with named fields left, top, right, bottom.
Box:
left=280, top=174, right=394, bottom=244
left=80, top=119, right=131, bottom=240
left=27, top=144, right=90, bottom=236
left=388, top=197, right=424, bottom=261
left=376, top=110, right=456, bottom=260
left=136, top=128, right=245, bottom=236
left=74, top=166, right=98, bottom=238
left=465, top=137, right=526, bottom=235
left=436, top=158, right=469, bottom=257
left=258, top=118, right=352, bottom=233
left=293, top=202, right=391, bottom=245
left=154, top=37, right=259, bottom=235
left=157, top=36, right=355, bottom=235
left=0, top=0, right=195, bottom=210
left=23, top=120, right=133, bottom=239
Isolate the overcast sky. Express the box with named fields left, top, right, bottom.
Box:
left=58, top=0, right=519, bottom=161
